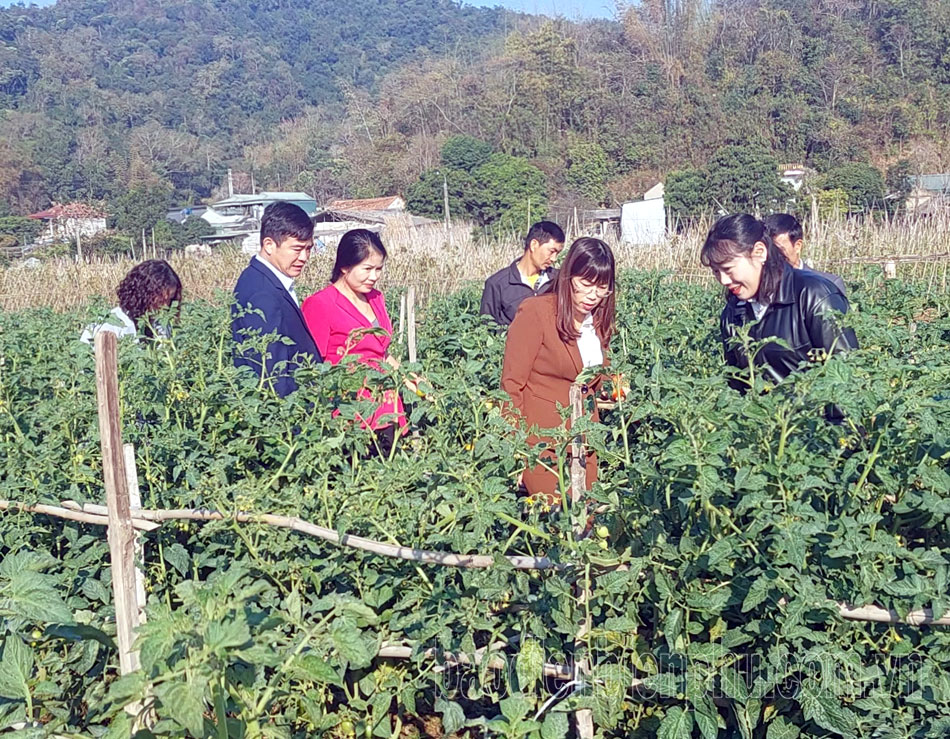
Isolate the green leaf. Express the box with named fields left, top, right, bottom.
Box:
left=0, top=635, right=34, bottom=700
left=500, top=693, right=532, bottom=722
left=205, top=619, right=251, bottom=653
left=329, top=617, right=372, bottom=670
left=721, top=667, right=749, bottom=703
left=2, top=571, right=73, bottom=624
left=291, top=654, right=342, bottom=687
left=767, top=716, right=801, bottom=739
left=742, top=574, right=772, bottom=613
left=45, top=623, right=115, bottom=649
left=435, top=697, right=466, bottom=735
left=642, top=672, right=679, bottom=697
left=155, top=678, right=207, bottom=737
left=516, top=639, right=544, bottom=690
left=658, top=706, right=693, bottom=739
left=540, top=711, right=568, bottom=739
left=799, top=681, right=855, bottom=738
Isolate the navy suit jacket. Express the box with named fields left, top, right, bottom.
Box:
left=231, top=258, right=322, bottom=396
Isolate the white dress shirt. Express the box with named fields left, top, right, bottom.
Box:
left=576, top=313, right=603, bottom=367
left=255, top=254, right=298, bottom=306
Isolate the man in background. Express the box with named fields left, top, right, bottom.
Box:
left=480, top=220, right=565, bottom=326
left=764, top=213, right=847, bottom=295
left=232, top=201, right=322, bottom=396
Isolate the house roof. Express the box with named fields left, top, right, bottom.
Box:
left=912, top=174, right=950, bottom=193
left=211, top=191, right=316, bottom=209
left=326, top=196, right=404, bottom=211
left=28, top=202, right=108, bottom=220
left=317, top=208, right=433, bottom=227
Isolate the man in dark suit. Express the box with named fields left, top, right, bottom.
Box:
left=764, top=213, right=847, bottom=296
left=232, top=201, right=322, bottom=396
left=480, top=221, right=565, bottom=326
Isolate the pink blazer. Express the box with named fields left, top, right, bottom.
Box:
left=302, top=285, right=405, bottom=430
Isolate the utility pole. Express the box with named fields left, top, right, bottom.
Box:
left=227, top=168, right=234, bottom=197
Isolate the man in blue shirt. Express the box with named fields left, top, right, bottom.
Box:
left=232, top=202, right=322, bottom=396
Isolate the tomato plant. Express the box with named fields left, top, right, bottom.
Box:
left=0, top=269, right=948, bottom=737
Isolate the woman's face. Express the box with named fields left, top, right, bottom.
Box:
left=570, top=275, right=612, bottom=315
left=710, top=243, right=767, bottom=301
left=341, top=248, right=385, bottom=294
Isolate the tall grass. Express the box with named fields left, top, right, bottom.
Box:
left=1, top=213, right=949, bottom=312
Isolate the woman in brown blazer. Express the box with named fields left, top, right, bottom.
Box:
left=501, top=237, right=616, bottom=500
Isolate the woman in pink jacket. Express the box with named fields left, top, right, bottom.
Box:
left=302, top=229, right=407, bottom=453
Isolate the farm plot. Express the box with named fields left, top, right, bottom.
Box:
left=0, top=269, right=949, bottom=737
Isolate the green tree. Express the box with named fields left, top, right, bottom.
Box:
left=565, top=141, right=612, bottom=205
left=706, top=143, right=790, bottom=213
left=405, top=168, right=474, bottom=222
left=467, top=153, right=548, bottom=232
left=440, top=136, right=493, bottom=172
left=0, top=216, right=42, bottom=246
left=885, top=159, right=913, bottom=214
left=824, top=162, right=886, bottom=213
left=112, top=184, right=172, bottom=235
left=664, top=168, right=710, bottom=223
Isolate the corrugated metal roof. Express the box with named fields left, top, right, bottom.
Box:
left=913, top=175, right=950, bottom=193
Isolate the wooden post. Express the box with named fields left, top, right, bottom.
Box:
left=407, top=285, right=417, bottom=364
left=568, top=381, right=594, bottom=738
left=123, top=444, right=147, bottom=622
left=398, top=293, right=406, bottom=344
left=568, top=383, right=586, bottom=507
left=94, top=332, right=141, bottom=676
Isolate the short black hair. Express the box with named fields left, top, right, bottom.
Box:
left=763, top=213, right=803, bottom=244
left=260, top=202, right=313, bottom=246
left=524, top=221, right=565, bottom=251
left=331, top=229, right=387, bottom=282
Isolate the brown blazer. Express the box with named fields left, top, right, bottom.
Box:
left=501, top=293, right=607, bottom=495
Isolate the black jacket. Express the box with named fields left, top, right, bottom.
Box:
left=232, top=258, right=322, bottom=397
left=721, top=266, right=858, bottom=389
left=480, top=261, right=558, bottom=326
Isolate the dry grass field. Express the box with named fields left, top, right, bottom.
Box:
left=1, top=214, right=949, bottom=312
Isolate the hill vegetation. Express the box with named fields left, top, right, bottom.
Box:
left=1, top=0, right=949, bottom=230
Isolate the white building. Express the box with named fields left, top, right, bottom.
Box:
left=27, top=202, right=108, bottom=243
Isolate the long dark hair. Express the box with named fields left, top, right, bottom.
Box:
left=700, top=214, right=787, bottom=302
left=116, top=259, right=182, bottom=333
left=330, top=229, right=387, bottom=282
left=553, top=237, right=616, bottom=345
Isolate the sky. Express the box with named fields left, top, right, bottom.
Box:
left=466, top=0, right=618, bottom=20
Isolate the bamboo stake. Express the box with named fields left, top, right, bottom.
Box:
left=74, top=503, right=564, bottom=571
left=397, top=293, right=406, bottom=344
left=94, top=333, right=142, bottom=676
left=407, top=285, right=417, bottom=364
left=3, top=497, right=948, bottom=626
left=568, top=382, right=594, bottom=739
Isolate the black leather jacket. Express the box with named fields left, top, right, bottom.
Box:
left=720, top=266, right=858, bottom=389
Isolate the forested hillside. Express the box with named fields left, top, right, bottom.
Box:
left=1, top=0, right=949, bottom=225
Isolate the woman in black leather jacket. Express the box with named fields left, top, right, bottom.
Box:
left=701, top=214, right=858, bottom=392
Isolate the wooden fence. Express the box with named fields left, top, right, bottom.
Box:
left=1, top=331, right=948, bottom=737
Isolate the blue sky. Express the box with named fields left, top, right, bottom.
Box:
left=467, top=0, right=618, bottom=19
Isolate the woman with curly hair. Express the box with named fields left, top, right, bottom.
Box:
left=81, top=259, right=182, bottom=343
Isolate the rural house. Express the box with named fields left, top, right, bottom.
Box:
left=27, top=202, right=108, bottom=243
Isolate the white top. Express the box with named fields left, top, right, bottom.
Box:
left=255, top=254, right=298, bottom=305
left=750, top=300, right=769, bottom=320
left=80, top=307, right=137, bottom=345
left=576, top=313, right=603, bottom=368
